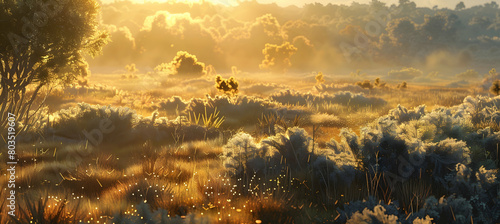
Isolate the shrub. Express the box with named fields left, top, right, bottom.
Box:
left=221, top=132, right=272, bottom=176
left=222, top=128, right=360, bottom=187
left=490, top=80, right=500, bottom=96
left=314, top=83, right=369, bottom=94
left=270, top=90, right=387, bottom=109
left=184, top=95, right=305, bottom=128
left=397, top=81, right=408, bottom=89
left=355, top=80, right=373, bottom=90
left=215, top=75, right=239, bottom=95
left=315, top=72, right=325, bottom=84
left=413, top=195, right=473, bottom=224
left=336, top=196, right=401, bottom=223
left=346, top=205, right=399, bottom=224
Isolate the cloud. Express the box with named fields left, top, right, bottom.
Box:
left=135, top=11, right=221, bottom=67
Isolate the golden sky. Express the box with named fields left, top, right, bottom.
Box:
left=101, top=0, right=495, bottom=8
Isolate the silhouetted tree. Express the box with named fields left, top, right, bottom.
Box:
left=259, top=42, right=297, bottom=73
left=370, top=0, right=386, bottom=10
left=315, top=72, right=325, bottom=84
left=455, top=2, right=466, bottom=11
left=126, top=64, right=138, bottom=74
left=485, top=1, right=499, bottom=8
left=355, top=80, right=373, bottom=89
left=374, top=77, right=386, bottom=87
left=490, top=80, right=500, bottom=95
left=155, top=51, right=206, bottom=77
left=215, top=75, right=239, bottom=95
left=0, top=0, right=108, bottom=131
left=420, top=12, right=459, bottom=43
left=397, top=81, right=408, bottom=89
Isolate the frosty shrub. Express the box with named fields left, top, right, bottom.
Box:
left=221, top=132, right=274, bottom=176
left=262, top=127, right=314, bottom=171
left=62, top=84, right=118, bottom=97
left=38, top=103, right=222, bottom=146
left=47, top=103, right=136, bottom=143
left=270, top=90, right=387, bottom=109
left=387, top=104, right=426, bottom=123
left=157, top=96, right=188, bottom=117
left=222, top=128, right=360, bottom=187
left=314, top=83, right=369, bottom=94
left=476, top=165, right=498, bottom=187
left=309, top=113, right=342, bottom=126
left=336, top=196, right=402, bottom=224
left=354, top=99, right=500, bottom=181
left=413, top=195, right=473, bottom=224
left=346, top=205, right=399, bottom=224
left=425, top=138, right=471, bottom=176
left=313, top=137, right=358, bottom=185
left=412, top=216, right=433, bottom=224
left=185, top=95, right=305, bottom=128
left=241, top=83, right=285, bottom=96
left=359, top=124, right=408, bottom=174
left=263, top=127, right=360, bottom=184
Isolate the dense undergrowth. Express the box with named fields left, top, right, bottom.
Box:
left=1, top=88, right=499, bottom=223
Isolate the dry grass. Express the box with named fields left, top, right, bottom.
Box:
left=9, top=76, right=494, bottom=223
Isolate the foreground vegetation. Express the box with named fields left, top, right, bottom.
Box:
left=1, top=78, right=499, bottom=223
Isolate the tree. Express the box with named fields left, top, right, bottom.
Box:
left=420, top=12, right=459, bottom=43
left=215, top=75, right=239, bottom=95
left=374, top=77, right=386, bottom=87
left=315, top=72, right=325, bottom=84
left=485, top=1, right=499, bottom=8
left=397, top=81, right=408, bottom=89
left=155, top=51, right=206, bottom=78
left=490, top=80, right=500, bottom=96
left=126, top=63, right=138, bottom=74
left=370, top=0, right=387, bottom=10
left=398, top=0, right=417, bottom=15
left=355, top=80, right=373, bottom=89
left=259, top=42, right=297, bottom=73
left=455, top=2, right=466, bottom=11
left=0, top=0, right=108, bottom=131
left=385, top=18, right=419, bottom=50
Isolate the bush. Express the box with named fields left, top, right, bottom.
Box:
left=221, top=132, right=273, bottom=176
left=222, top=127, right=360, bottom=188
left=336, top=196, right=402, bottom=223
left=346, top=205, right=399, bottom=224
left=184, top=95, right=306, bottom=128
left=270, top=90, right=387, bottom=109
left=29, top=103, right=222, bottom=146
left=413, top=195, right=473, bottom=224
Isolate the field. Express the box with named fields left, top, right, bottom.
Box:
left=1, top=0, right=500, bottom=223
left=2, top=71, right=500, bottom=223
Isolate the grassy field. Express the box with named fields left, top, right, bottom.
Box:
left=2, top=71, right=499, bottom=224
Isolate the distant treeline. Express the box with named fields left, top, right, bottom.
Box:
left=90, top=0, right=500, bottom=72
